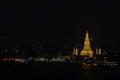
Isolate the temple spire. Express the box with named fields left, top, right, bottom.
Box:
left=73, top=46, right=78, bottom=56
left=75, top=47, right=78, bottom=56
left=73, top=48, right=76, bottom=55
left=80, top=30, right=93, bottom=57
left=96, top=48, right=99, bottom=54
left=98, top=48, right=101, bottom=54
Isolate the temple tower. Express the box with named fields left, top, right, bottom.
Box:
left=96, top=48, right=101, bottom=55
left=96, top=48, right=99, bottom=54
left=73, top=48, right=76, bottom=55
left=75, top=47, right=78, bottom=56
left=80, top=31, right=93, bottom=57
left=73, top=47, right=78, bottom=56
left=98, top=48, right=101, bottom=54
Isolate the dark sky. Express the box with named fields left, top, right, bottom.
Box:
left=0, top=0, right=118, bottom=51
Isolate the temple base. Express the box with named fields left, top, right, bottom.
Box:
left=80, top=50, right=93, bottom=57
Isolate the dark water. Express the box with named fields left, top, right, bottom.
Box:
left=0, top=61, right=120, bottom=80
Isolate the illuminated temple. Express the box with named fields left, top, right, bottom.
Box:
left=73, top=47, right=78, bottom=56
left=80, top=30, right=93, bottom=57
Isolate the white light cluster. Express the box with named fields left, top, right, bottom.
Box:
left=49, top=57, right=65, bottom=62
left=15, top=58, right=26, bottom=63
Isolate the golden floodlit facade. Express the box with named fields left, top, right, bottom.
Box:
left=73, top=47, right=78, bottom=56
left=80, top=31, right=93, bottom=57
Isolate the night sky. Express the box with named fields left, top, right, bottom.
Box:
left=0, top=0, right=118, bottom=52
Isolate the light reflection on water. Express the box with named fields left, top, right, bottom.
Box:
left=81, top=64, right=95, bottom=80
left=82, top=70, right=94, bottom=80
left=80, top=63, right=120, bottom=80
left=0, top=62, right=120, bottom=80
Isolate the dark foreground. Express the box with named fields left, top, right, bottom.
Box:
left=0, top=61, right=120, bottom=80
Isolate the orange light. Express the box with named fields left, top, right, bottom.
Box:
left=3, top=58, right=8, bottom=61
left=3, top=58, right=16, bottom=61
